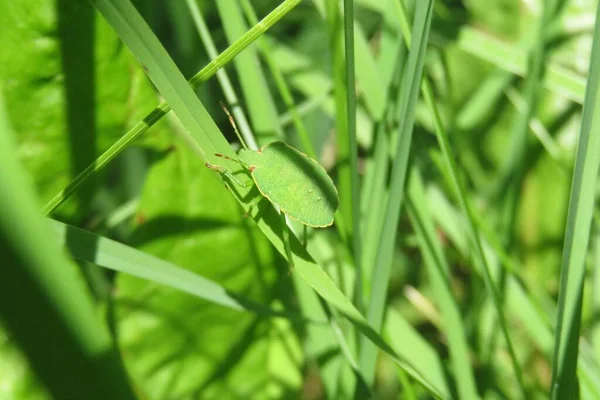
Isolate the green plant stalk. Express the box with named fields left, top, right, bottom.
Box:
left=342, top=0, right=363, bottom=316
left=394, top=0, right=527, bottom=394
left=325, top=0, right=352, bottom=240
left=0, top=93, right=136, bottom=400
left=42, top=0, right=302, bottom=216
left=551, top=3, right=600, bottom=398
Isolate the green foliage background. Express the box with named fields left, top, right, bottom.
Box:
left=1, top=0, right=600, bottom=399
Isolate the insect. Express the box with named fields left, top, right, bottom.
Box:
left=206, top=104, right=339, bottom=269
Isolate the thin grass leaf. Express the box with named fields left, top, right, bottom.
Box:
left=407, top=170, right=479, bottom=399
left=325, top=0, right=353, bottom=245
left=216, top=0, right=281, bottom=144
left=358, top=0, right=434, bottom=386
left=341, top=0, right=363, bottom=316
left=448, top=26, right=586, bottom=104
left=186, top=0, right=257, bottom=150
left=356, top=2, right=406, bottom=303
left=0, top=92, right=136, bottom=400
left=495, top=0, right=558, bottom=245
left=357, top=0, right=587, bottom=104
left=385, top=309, right=450, bottom=397
left=551, top=3, right=600, bottom=398
left=42, top=0, right=302, bottom=216
left=239, top=0, right=316, bottom=158
left=91, top=0, right=445, bottom=395
left=48, top=219, right=309, bottom=321
left=429, top=182, right=600, bottom=397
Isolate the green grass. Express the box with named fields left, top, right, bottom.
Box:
left=2, top=0, right=600, bottom=398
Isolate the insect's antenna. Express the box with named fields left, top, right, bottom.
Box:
left=220, top=102, right=248, bottom=150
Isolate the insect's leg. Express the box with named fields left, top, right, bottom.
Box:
left=214, top=153, right=250, bottom=169
left=205, top=162, right=253, bottom=187
left=244, top=195, right=262, bottom=218
left=281, top=212, right=294, bottom=272
left=220, top=101, right=248, bottom=150
left=302, top=225, right=307, bottom=249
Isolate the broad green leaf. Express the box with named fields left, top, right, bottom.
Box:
left=0, top=0, right=168, bottom=219
left=114, top=140, right=286, bottom=398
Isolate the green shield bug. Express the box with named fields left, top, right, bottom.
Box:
left=206, top=104, right=339, bottom=269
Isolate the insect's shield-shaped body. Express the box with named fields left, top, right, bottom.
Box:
left=239, top=142, right=339, bottom=227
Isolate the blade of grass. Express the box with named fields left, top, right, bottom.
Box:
left=42, top=0, right=302, bottom=216
left=385, top=309, right=450, bottom=397
left=48, top=219, right=311, bottom=321
left=358, top=0, right=587, bottom=106
left=449, top=26, right=586, bottom=104
left=325, top=0, right=352, bottom=245
left=264, top=40, right=374, bottom=148
left=239, top=0, right=316, bottom=158
left=91, top=0, right=446, bottom=395
left=407, top=169, right=478, bottom=399
left=455, top=69, right=514, bottom=131
left=341, top=0, right=363, bottom=315
left=216, top=0, right=282, bottom=144
left=358, top=0, right=434, bottom=386
left=359, top=35, right=406, bottom=304
left=0, top=92, right=136, bottom=400
left=551, top=3, right=600, bottom=397
left=496, top=0, right=558, bottom=248
left=504, top=86, right=566, bottom=168
left=186, top=0, right=257, bottom=150
left=429, top=182, right=600, bottom=397
left=394, top=0, right=527, bottom=394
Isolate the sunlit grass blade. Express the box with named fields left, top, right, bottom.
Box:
left=0, top=93, right=136, bottom=400
left=448, top=26, right=586, bottom=104
left=551, top=3, right=600, bottom=398
left=239, top=0, right=316, bottom=158
left=90, top=0, right=446, bottom=395
left=217, top=0, right=281, bottom=144
left=407, top=170, right=479, bottom=399
left=358, top=0, right=434, bottom=386
left=42, top=0, right=302, bottom=216
left=356, top=0, right=587, bottom=103
left=385, top=309, right=450, bottom=397
left=394, top=0, right=526, bottom=394
left=325, top=0, right=352, bottom=242
left=49, top=219, right=309, bottom=321
left=341, top=0, right=363, bottom=315
left=186, top=0, right=257, bottom=150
